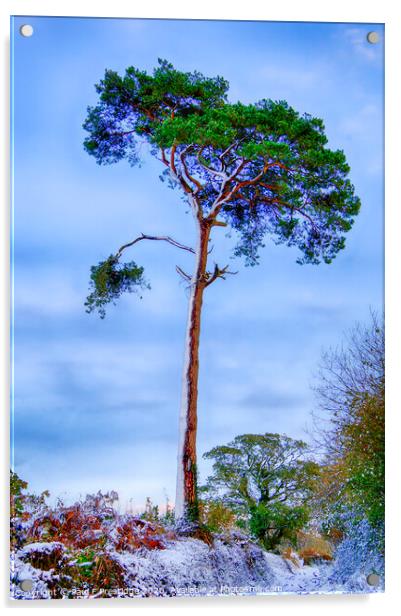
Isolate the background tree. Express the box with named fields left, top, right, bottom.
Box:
left=83, top=59, right=360, bottom=521
left=202, top=433, right=320, bottom=549
left=311, top=314, right=384, bottom=528
left=10, top=470, right=50, bottom=549
left=10, top=470, right=28, bottom=518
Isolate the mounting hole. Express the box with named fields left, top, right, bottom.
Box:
left=366, top=573, right=380, bottom=586
left=19, top=579, right=33, bottom=591
left=367, top=31, right=379, bottom=44
left=20, top=24, right=34, bottom=37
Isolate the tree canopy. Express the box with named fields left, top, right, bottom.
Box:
left=202, top=433, right=320, bottom=549
left=83, top=59, right=360, bottom=317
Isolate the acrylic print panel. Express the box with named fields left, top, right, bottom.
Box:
left=10, top=16, right=384, bottom=599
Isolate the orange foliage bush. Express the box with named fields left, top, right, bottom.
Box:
left=299, top=548, right=332, bottom=565
left=297, top=531, right=333, bottom=565
left=28, top=504, right=176, bottom=554
left=30, top=507, right=104, bottom=549
left=326, top=527, right=344, bottom=544
left=114, top=518, right=174, bottom=552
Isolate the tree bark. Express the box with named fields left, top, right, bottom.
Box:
left=175, top=218, right=211, bottom=521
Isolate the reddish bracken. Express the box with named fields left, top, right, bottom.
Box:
left=31, top=507, right=104, bottom=549
left=114, top=518, right=172, bottom=552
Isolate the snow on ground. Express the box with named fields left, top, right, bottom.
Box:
left=10, top=534, right=382, bottom=599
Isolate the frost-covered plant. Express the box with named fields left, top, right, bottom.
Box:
left=10, top=471, right=50, bottom=549
left=312, top=315, right=384, bottom=528
left=324, top=506, right=384, bottom=586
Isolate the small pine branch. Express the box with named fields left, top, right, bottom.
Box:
left=85, top=256, right=150, bottom=319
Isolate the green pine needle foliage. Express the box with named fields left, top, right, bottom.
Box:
left=85, top=256, right=150, bottom=318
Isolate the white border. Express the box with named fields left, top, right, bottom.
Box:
left=1, top=1, right=400, bottom=613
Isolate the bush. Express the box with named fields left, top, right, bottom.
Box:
left=296, top=531, right=333, bottom=564
left=67, top=551, right=127, bottom=593
left=199, top=500, right=236, bottom=533
left=114, top=517, right=173, bottom=552
left=10, top=471, right=50, bottom=549
left=325, top=507, right=384, bottom=585
left=249, top=502, right=309, bottom=551
left=10, top=477, right=183, bottom=598
left=19, top=542, right=67, bottom=571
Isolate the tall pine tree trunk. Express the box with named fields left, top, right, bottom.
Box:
left=175, top=219, right=211, bottom=521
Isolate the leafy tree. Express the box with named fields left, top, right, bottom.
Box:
left=202, top=433, right=320, bottom=549
left=10, top=471, right=50, bottom=549
left=83, top=59, right=360, bottom=521
left=10, top=470, right=28, bottom=517
left=312, top=314, right=384, bottom=527
left=10, top=470, right=49, bottom=518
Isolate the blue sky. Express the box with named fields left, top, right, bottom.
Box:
left=11, top=17, right=384, bottom=510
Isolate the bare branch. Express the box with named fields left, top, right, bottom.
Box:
left=175, top=265, right=192, bottom=282
left=116, top=233, right=195, bottom=259
left=179, top=147, right=204, bottom=193
left=197, top=147, right=227, bottom=178
left=207, top=158, right=294, bottom=223
left=226, top=159, right=248, bottom=183
left=204, top=263, right=220, bottom=287
left=170, top=142, right=178, bottom=176
left=228, top=163, right=270, bottom=194
left=204, top=263, right=238, bottom=287
left=159, top=143, right=202, bottom=218
left=207, top=159, right=249, bottom=220
left=219, top=141, right=242, bottom=166
left=109, top=128, right=137, bottom=138
left=168, top=141, right=194, bottom=196
left=160, top=147, right=169, bottom=166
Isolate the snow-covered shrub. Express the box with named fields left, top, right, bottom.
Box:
left=10, top=471, right=50, bottom=550
left=19, top=542, right=67, bottom=571
left=29, top=507, right=106, bottom=549
left=10, top=473, right=384, bottom=598
left=114, top=515, right=176, bottom=552
left=325, top=507, right=384, bottom=591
